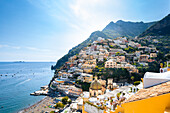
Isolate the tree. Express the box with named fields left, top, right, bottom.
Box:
left=131, top=76, right=135, bottom=81
left=96, top=58, right=98, bottom=62
left=134, top=81, right=140, bottom=86
left=116, top=92, right=121, bottom=100
left=164, top=62, right=167, bottom=67
left=116, top=52, right=120, bottom=56
left=109, top=45, right=114, bottom=48
left=55, top=102, right=64, bottom=108
left=95, top=66, right=98, bottom=69
left=68, top=100, right=72, bottom=104
left=81, top=82, right=91, bottom=91
left=104, top=58, right=107, bottom=62
left=62, top=96, right=69, bottom=105
left=157, top=51, right=164, bottom=61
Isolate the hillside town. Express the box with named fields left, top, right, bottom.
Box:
left=1, top=1, right=169, bottom=113
left=45, top=37, right=170, bottom=113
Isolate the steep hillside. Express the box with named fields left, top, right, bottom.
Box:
left=138, top=14, right=170, bottom=37
left=53, top=31, right=111, bottom=69
left=102, top=20, right=155, bottom=38
left=53, top=20, right=156, bottom=69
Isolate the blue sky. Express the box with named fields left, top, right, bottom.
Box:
left=0, top=0, right=169, bottom=62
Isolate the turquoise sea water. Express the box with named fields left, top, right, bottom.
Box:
left=0, top=62, right=55, bottom=113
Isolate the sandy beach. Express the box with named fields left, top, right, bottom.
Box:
left=18, top=96, right=62, bottom=113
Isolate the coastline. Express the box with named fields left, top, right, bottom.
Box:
left=18, top=96, right=47, bottom=113
left=0, top=62, right=55, bottom=113
left=18, top=95, right=62, bottom=113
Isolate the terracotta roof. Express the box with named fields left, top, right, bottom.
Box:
left=125, top=81, right=170, bottom=103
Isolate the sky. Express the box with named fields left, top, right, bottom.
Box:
left=0, top=0, right=169, bottom=62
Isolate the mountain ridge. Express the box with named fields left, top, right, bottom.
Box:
left=53, top=20, right=157, bottom=69
left=102, top=20, right=155, bottom=38
left=138, top=14, right=170, bottom=37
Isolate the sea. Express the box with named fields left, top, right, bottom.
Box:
left=0, top=62, right=55, bottom=113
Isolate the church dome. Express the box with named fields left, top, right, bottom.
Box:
left=90, top=80, right=102, bottom=90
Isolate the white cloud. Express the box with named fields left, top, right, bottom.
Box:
left=0, top=44, right=49, bottom=52
left=26, top=47, right=50, bottom=52
left=12, top=46, right=21, bottom=49
left=0, top=44, right=20, bottom=49
left=0, top=44, right=9, bottom=48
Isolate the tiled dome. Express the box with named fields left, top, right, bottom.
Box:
left=90, top=80, right=102, bottom=90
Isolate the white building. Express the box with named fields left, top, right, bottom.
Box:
left=143, top=71, right=170, bottom=88
left=97, top=37, right=105, bottom=42
left=78, top=73, right=93, bottom=83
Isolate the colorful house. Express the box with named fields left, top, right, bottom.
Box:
left=83, top=71, right=170, bottom=113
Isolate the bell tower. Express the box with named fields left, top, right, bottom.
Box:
left=107, top=78, right=113, bottom=90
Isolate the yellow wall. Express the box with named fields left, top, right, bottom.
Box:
left=82, top=106, right=88, bottom=113
left=121, top=93, right=170, bottom=113
left=83, top=93, right=170, bottom=113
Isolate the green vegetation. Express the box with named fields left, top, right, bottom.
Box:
left=116, top=92, right=121, bottom=100
left=53, top=31, right=111, bottom=69
left=139, top=14, right=170, bottom=37
left=55, top=102, right=65, bottom=108
left=137, top=62, right=160, bottom=74
left=68, top=100, right=72, bottom=104
left=76, top=80, right=90, bottom=91
left=131, top=76, right=134, bottom=81
left=54, top=96, right=71, bottom=109
left=61, top=96, right=69, bottom=105
left=53, top=19, right=156, bottom=70
left=95, top=68, right=131, bottom=82
left=102, top=21, right=155, bottom=39
left=134, top=81, right=141, bottom=86
left=52, top=14, right=170, bottom=88
left=109, top=45, right=121, bottom=49
left=137, top=14, right=170, bottom=63
left=123, top=46, right=137, bottom=53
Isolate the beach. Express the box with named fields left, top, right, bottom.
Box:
left=19, top=96, right=59, bottom=113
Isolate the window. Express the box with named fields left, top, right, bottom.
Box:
left=94, top=92, right=96, bottom=96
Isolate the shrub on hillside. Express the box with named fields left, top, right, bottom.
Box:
left=62, top=96, right=69, bottom=105
left=134, top=81, right=141, bottom=86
